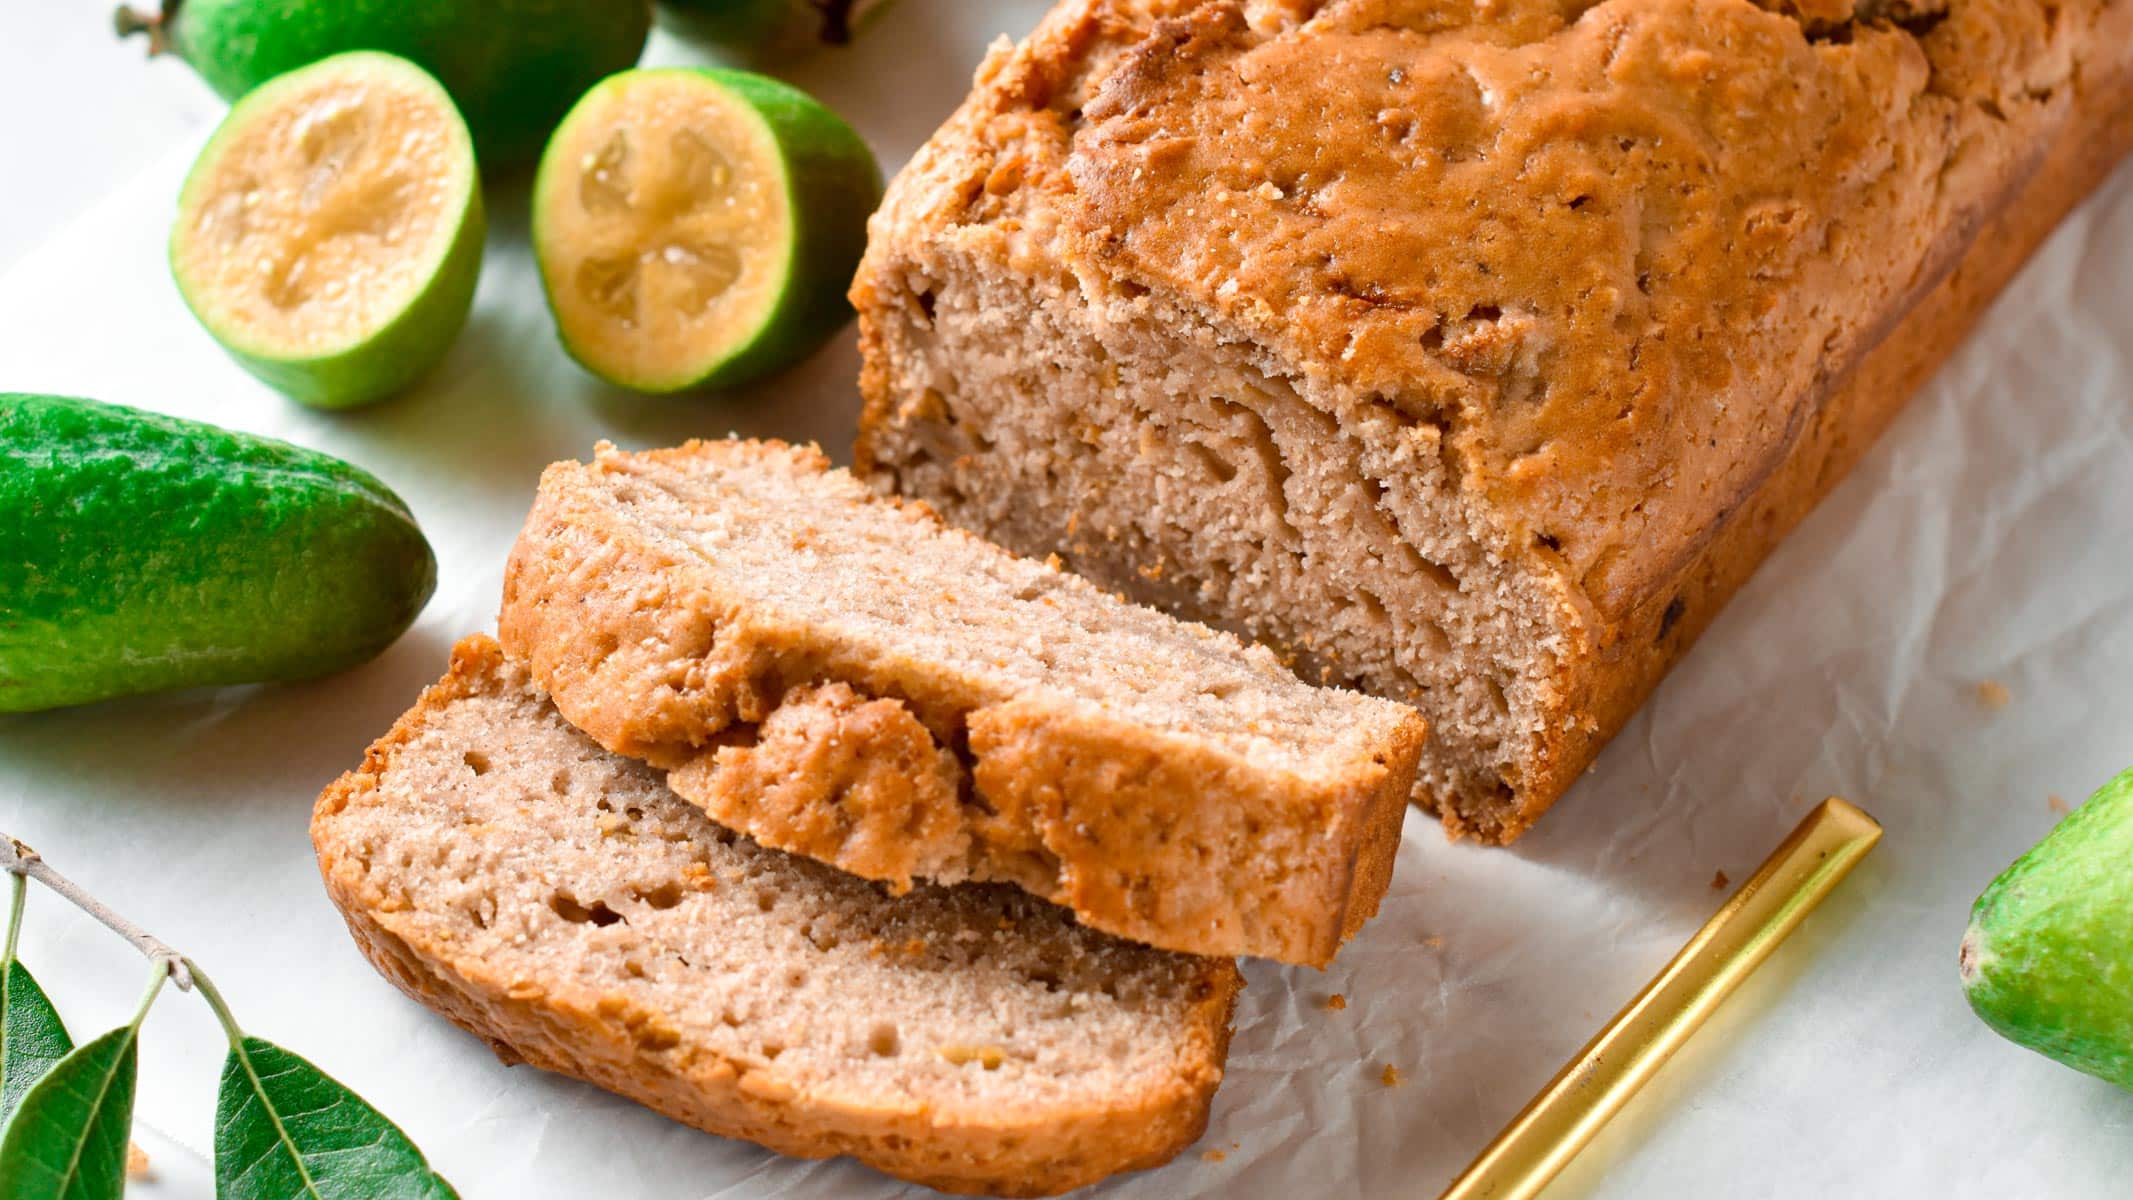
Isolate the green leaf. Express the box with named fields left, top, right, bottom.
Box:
left=214, top=1036, right=458, bottom=1200
left=0, top=1025, right=139, bottom=1200
left=1, top=961, right=73, bottom=1125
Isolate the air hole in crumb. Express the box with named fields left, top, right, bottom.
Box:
left=756, top=891, right=777, bottom=913
left=1189, top=441, right=1238, bottom=483
left=869, top=1023, right=901, bottom=1057
left=1354, top=588, right=1390, bottom=625
left=1414, top=556, right=1459, bottom=593
left=550, top=770, right=572, bottom=794
left=1420, top=323, right=1445, bottom=352
left=633, top=881, right=684, bottom=910
left=1535, top=531, right=1562, bottom=552
left=915, top=289, right=937, bottom=323
left=1465, top=303, right=1503, bottom=323
left=595, top=797, right=614, bottom=812
left=785, top=967, right=807, bottom=989
left=1419, top=618, right=1452, bottom=654
left=1484, top=677, right=1510, bottom=716
left=462, top=751, right=491, bottom=775
left=550, top=892, right=623, bottom=927
left=761, top=1043, right=784, bottom=1061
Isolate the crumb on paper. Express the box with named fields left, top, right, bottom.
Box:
left=2049, top=793, right=2070, bottom=815
left=1977, top=680, right=2012, bottom=710
left=1380, top=1064, right=1402, bottom=1088
left=1201, top=1149, right=1227, bottom=1162
left=126, top=1142, right=150, bottom=1180
left=1711, top=869, right=1730, bottom=891
left=1421, top=934, right=1445, bottom=950
left=1325, top=993, right=1348, bottom=1011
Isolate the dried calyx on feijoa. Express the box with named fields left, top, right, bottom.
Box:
left=170, top=51, right=483, bottom=409
left=117, top=0, right=649, bottom=167
left=658, top=0, right=897, bottom=60
left=532, top=67, right=881, bottom=395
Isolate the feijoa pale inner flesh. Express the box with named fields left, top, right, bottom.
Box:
left=171, top=51, right=484, bottom=409
left=534, top=68, right=880, bottom=393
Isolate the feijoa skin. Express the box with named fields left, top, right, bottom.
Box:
left=118, top=0, right=650, bottom=167
left=0, top=394, right=436, bottom=713
left=1961, top=767, right=2133, bottom=1091
left=170, top=52, right=483, bottom=410
left=532, top=68, right=882, bottom=394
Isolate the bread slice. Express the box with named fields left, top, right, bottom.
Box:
left=850, top=0, right=2133, bottom=842
left=499, top=438, right=1425, bottom=965
left=312, top=637, right=1239, bottom=1198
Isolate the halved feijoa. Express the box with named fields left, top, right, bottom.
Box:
left=170, top=51, right=484, bottom=409
left=532, top=68, right=881, bottom=394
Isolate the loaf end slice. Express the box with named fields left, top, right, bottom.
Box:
left=499, top=438, right=1425, bottom=964
left=312, top=636, right=1240, bottom=1198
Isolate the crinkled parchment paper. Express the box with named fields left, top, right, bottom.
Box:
left=2, top=6, right=2131, bottom=1196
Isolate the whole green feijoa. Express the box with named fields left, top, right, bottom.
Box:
left=533, top=67, right=882, bottom=393
left=117, top=0, right=650, bottom=167
left=171, top=52, right=483, bottom=409
left=1961, top=766, right=2133, bottom=1091
left=0, top=394, right=436, bottom=713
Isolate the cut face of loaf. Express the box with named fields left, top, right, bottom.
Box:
left=499, top=438, right=1424, bottom=965
left=853, top=0, right=2133, bottom=841
left=311, top=637, right=1239, bottom=1198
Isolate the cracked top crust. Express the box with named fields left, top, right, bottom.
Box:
left=866, top=0, right=2108, bottom=622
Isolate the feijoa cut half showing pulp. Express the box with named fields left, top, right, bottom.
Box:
left=171, top=51, right=484, bottom=410
left=533, top=68, right=881, bottom=394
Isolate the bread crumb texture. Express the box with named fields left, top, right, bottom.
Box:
left=499, top=438, right=1425, bottom=964
left=853, top=0, right=2133, bottom=842
left=312, top=637, right=1241, bottom=1197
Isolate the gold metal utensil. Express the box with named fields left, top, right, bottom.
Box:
left=1438, top=797, right=1883, bottom=1200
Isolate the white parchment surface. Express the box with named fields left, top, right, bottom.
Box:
left=2, top=6, right=2131, bottom=1197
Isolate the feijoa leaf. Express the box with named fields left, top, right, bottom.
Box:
left=214, top=1036, right=458, bottom=1200
left=1, top=961, right=73, bottom=1124
left=0, top=1025, right=139, bottom=1200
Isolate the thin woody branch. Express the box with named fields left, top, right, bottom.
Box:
left=1, top=835, right=194, bottom=992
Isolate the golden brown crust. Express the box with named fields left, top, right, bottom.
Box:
left=854, top=0, right=2133, bottom=840
left=311, top=636, right=1241, bottom=1198
left=1511, top=29, right=2133, bottom=835
left=499, top=440, right=1425, bottom=963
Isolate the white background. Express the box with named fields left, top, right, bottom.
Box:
left=3, top=2, right=2131, bottom=1197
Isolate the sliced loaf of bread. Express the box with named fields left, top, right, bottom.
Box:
left=499, top=438, right=1426, bottom=965
left=312, top=637, right=1239, bottom=1198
